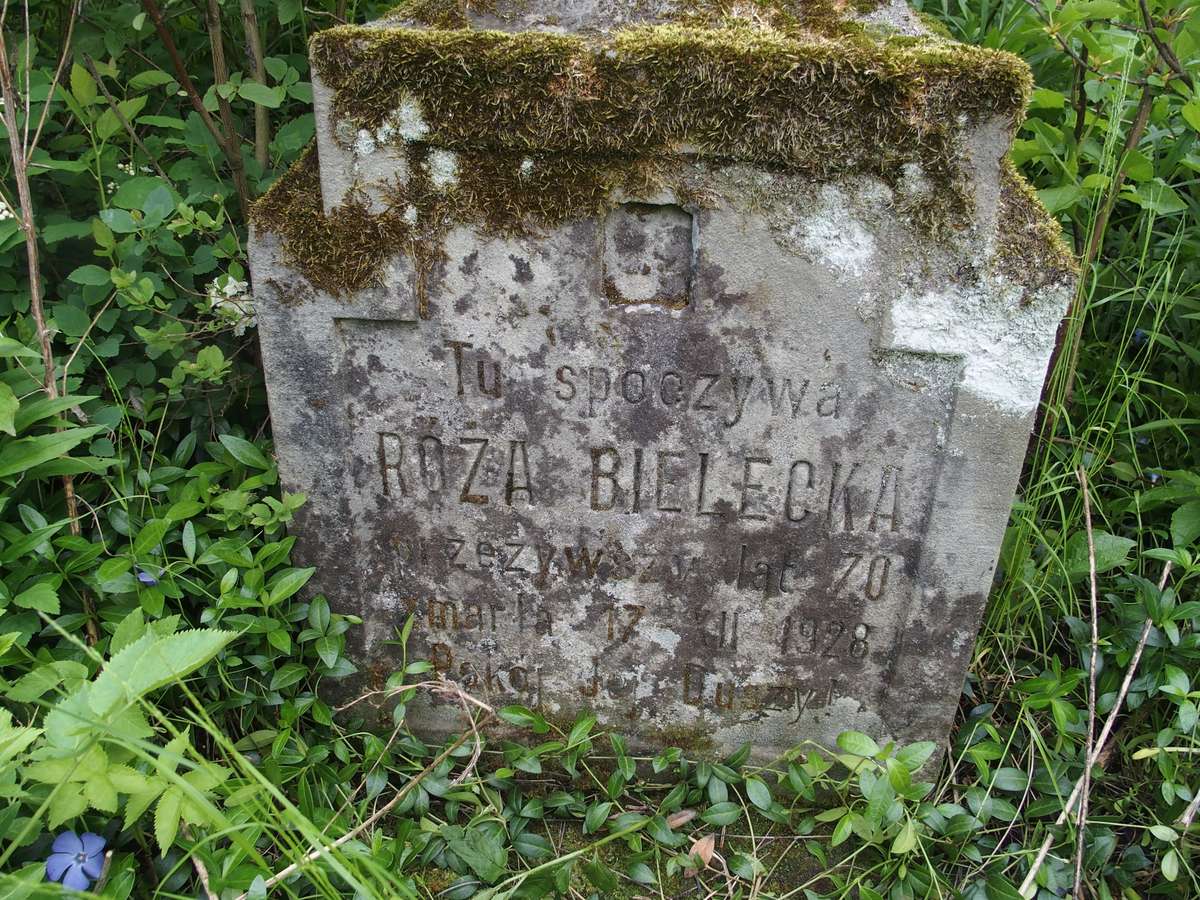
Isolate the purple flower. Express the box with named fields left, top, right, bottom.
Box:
left=45, top=831, right=105, bottom=891
left=136, top=568, right=158, bottom=586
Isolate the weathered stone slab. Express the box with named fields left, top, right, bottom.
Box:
left=249, top=3, right=1075, bottom=759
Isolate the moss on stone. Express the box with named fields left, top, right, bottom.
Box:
left=996, top=157, right=1077, bottom=301
left=311, top=24, right=1029, bottom=170
left=257, top=17, right=1044, bottom=295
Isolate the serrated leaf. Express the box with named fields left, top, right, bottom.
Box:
left=14, top=581, right=59, bottom=613
left=155, top=786, right=182, bottom=854
left=89, top=629, right=236, bottom=716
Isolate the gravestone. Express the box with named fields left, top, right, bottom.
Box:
left=248, top=0, right=1075, bottom=759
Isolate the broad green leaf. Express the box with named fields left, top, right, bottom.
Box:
left=70, top=63, right=97, bottom=105
left=0, top=383, right=17, bottom=436
left=442, top=824, right=508, bottom=884
left=1038, top=184, right=1084, bottom=213
left=269, top=662, right=307, bottom=691
left=1064, top=530, right=1136, bottom=581
left=744, top=777, right=772, bottom=811
left=239, top=81, right=285, bottom=108
left=218, top=433, right=271, bottom=469
left=68, top=264, right=110, bottom=286
left=97, top=95, right=147, bottom=141
left=584, top=800, right=611, bottom=834
left=1171, top=500, right=1200, bottom=548
left=891, top=819, right=917, bottom=854
left=267, top=566, right=314, bottom=605
left=133, top=518, right=170, bottom=556
left=128, top=70, right=175, bottom=91
left=992, top=768, right=1030, bottom=792
left=701, top=801, right=742, bottom=826
left=1183, top=101, right=1200, bottom=134
left=13, top=582, right=59, bottom=614
left=836, top=730, right=880, bottom=758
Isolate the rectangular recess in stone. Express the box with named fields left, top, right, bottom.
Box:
left=603, top=203, right=693, bottom=309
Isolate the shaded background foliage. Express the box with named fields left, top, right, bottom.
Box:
left=0, top=0, right=1197, bottom=897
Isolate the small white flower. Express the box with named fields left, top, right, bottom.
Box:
left=520, top=158, right=534, bottom=177
left=0, top=200, right=13, bottom=221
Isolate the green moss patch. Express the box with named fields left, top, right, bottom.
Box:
left=312, top=24, right=1029, bottom=174
left=996, top=158, right=1077, bottom=301
left=256, top=21, right=1046, bottom=296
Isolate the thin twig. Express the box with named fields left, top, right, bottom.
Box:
left=1074, top=466, right=1101, bottom=896
left=238, top=0, right=270, bottom=169
left=140, top=0, right=249, bottom=211
left=80, top=55, right=172, bottom=183
left=204, top=0, right=251, bottom=212
left=1136, top=0, right=1193, bottom=88
left=1019, top=562, right=1174, bottom=894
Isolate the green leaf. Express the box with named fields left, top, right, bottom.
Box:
left=267, top=567, right=314, bottom=605
left=0, top=426, right=103, bottom=479
left=896, top=741, right=937, bottom=772
left=278, top=0, right=302, bottom=23
left=13, top=582, right=59, bottom=614
left=513, top=831, right=552, bottom=861
left=992, top=768, right=1030, bottom=792
left=155, top=786, right=182, bottom=854
left=1171, top=500, right=1200, bottom=548
left=584, top=801, right=611, bottom=834
left=1038, top=184, right=1085, bottom=213
left=269, top=662, right=307, bottom=691
left=836, top=730, right=880, bottom=758
left=68, top=264, right=111, bottom=286
left=744, top=777, right=772, bottom=811
left=498, top=705, right=549, bottom=733
left=133, top=518, right=170, bottom=556
left=891, top=819, right=917, bottom=854
left=238, top=81, right=285, bottom=108
left=1183, top=101, right=1200, bottom=134
left=219, top=434, right=271, bottom=469
left=70, top=63, right=97, bottom=105
left=97, top=96, right=147, bottom=141
left=128, top=70, right=175, bottom=91
left=89, top=629, right=237, bottom=716
left=581, top=856, right=617, bottom=893
left=1064, top=530, right=1136, bottom=581
left=42, top=220, right=93, bottom=244
left=0, top=383, right=17, bottom=436
left=1150, top=824, right=1179, bottom=842
left=442, top=824, right=508, bottom=884
left=701, top=801, right=742, bottom=826
left=99, top=209, right=138, bottom=234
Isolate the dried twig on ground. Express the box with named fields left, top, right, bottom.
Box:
left=1018, top=562, right=1175, bottom=895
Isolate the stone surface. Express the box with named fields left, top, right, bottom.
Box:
left=249, top=6, right=1073, bottom=759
